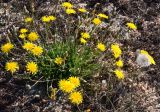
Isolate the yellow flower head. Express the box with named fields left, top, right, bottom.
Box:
left=54, top=57, right=63, bottom=65
left=114, top=69, right=124, bottom=80
left=69, top=91, right=83, bottom=105
left=23, top=42, right=36, bottom=51
left=97, top=13, right=109, bottom=19
left=41, top=15, right=56, bottom=23
left=62, top=2, right=73, bottom=8
left=81, top=32, right=90, bottom=39
left=31, top=46, right=43, bottom=56
left=26, top=62, right=38, bottom=74
left=116, top=60, right=123, bottom=67
left=92, top=18, right=102, bottom=25
left=1, top=43, right=14, bottom=53
left=5, top=61, right=19, bottom=73
left=140, top=50, right=155, bottom=65
left=78, top=8, right=87, bottom=13
left=97, top=43, right=106, bottom=52
left=111, top=44, right=122, bottom=58
left=42, top=16, right=50, bottom=22
left=126, top=22, right=137, bottom=30
left=48, top=15, right=56, bottom=21
left=25, top=17, right=33, bottom=23
left=19, top=34, right=26, bottom=39
left=59, top=79, right=75, bottom=93
left=28, top=32, right=39, bottom=41
left=66, top=9, right=76, bottom=14
left=20, top=28, right=28, bottom=33
left=80, top=38, right=87, bottom=44
left=68, top=76, right=80, bottom=88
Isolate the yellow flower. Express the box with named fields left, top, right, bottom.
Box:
left=42, top=16, right=50, bottom=22
left=1, top=43, right=14, bottom=53
left=42, top=15, right=56, bottom=23
left=126, top=22, right=137, bottom=30
left=26, top=62, right=38, bottom=74
left=20, top=28, right=28, bottom=33
left=111, top=44, right=122, bottom=58
left=19, top=34, right=26, bottom=39
left=97, top=13, right=109, bottom=19
left=78, top=8, right=87, bottom=13
left=97, top=43, right=106, bottom=51
left=66, top=9, right=76, bottom=14
left=54, top=57, right=63, bottom=65
left=140, top=50, right=155, bottom=65
left=69, top=91, right=83, bottom=105
left=62, top=2, right=73, bottom=8
left=68, top=76, right=80, bottom=88
left=25, top=17, right=33, bottom=23
left=28, top=32, right=39, bottom=41
left=23, top=42, right=36, bottom=51
left=31, top=46, right=43, bottom=56
left=81, top=32, right=90, bottom=39
left=80, top=38, right=87, bottom=44
left=48, top=15, right=56, bottom=21
left=114, top=69, right=124, bottom=80
left=116, top=60, right=123, bottom=67
left=5, top=61, right=19, bottom=73
left=59, top=79, right=75, bottom=93
left=92, top=18, right=102, bottom=25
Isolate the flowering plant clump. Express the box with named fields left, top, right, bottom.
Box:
left=0, top=1, right=157, bottom=110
